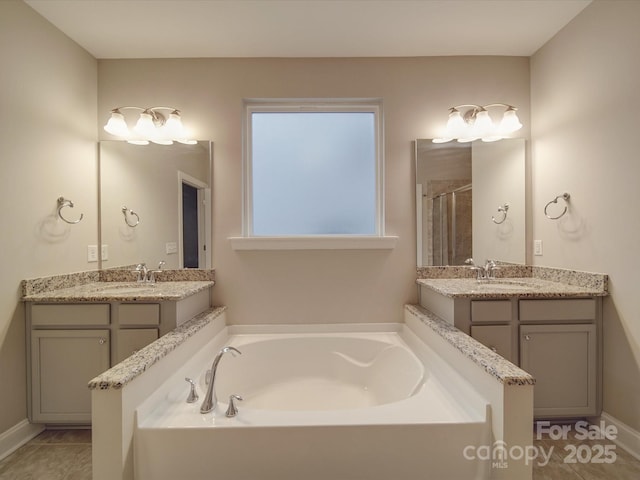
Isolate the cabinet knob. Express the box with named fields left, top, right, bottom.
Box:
left=524, top=335, right=531, bottom=341
left=490, top=346, right=498, bottom=353
left=99, top=338, right=106, bottom=345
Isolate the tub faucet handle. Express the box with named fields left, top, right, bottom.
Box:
left=185, top=377, right=199, bottom=403
left=225, top=394, right=243, bottom=418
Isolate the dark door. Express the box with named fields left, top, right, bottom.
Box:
left=182, top=183, right=199, bottom=268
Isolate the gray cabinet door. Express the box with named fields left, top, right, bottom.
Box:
left=470, top=325, right=515, bottom=363
left=31, top=329, right=110, bottom=423
left=115, top=329, right=159, bottom=364
left=520, top=324, right=597, bottom=418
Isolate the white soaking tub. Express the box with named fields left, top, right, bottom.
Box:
left=134, top=325, right=492, bottom=480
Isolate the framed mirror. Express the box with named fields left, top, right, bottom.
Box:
left=99, top=140, right=212, bottom=269
left=415, top=138, right=525, bottom=267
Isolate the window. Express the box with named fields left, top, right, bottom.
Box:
left=243, top=99, right=384, bottom=240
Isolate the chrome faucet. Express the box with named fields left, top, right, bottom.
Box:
left=200, top=346, right=242, bottom=414
left=134, top=263, right=148, bottom=282
left=135, top=261, right=165, bottom=283
left=465, top=258, right=499, bottom=280
left=148, top=261, right=166, bottom=283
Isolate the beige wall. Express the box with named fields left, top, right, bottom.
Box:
left=0, top=0, right=97, bottom=433
left=531, top=0, right=640, bottom=430
left=98, top=56, right=530, bottom=327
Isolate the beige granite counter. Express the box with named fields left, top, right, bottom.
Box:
left=417, top=277, right=607, bottom=299
left=22, top=281, right=214, bottom=303
left=405, top=304, right=535, bottom=386
left=89, top=306, right=226, bottom=390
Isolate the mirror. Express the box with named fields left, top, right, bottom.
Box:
left=99, top=141, right=212, bottom=269
left=416, top=138, right=525, bottom=266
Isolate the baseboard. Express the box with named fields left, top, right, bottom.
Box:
left=0, top=419, right=44, bottom=462
left=598, top=412, right=640, bottom=461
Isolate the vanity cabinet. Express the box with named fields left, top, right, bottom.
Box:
left=114, top=304, right=160, bottom=363
left=29, top=305, right=111, bottom=424
left=519, top=298, right=599, bottom=418
left=418, top=286, right=602, bottom=418
left=26, top=288, right=210, bottom=425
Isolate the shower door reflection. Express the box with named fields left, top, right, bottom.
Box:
left=427, top=183, right=472, bottom=266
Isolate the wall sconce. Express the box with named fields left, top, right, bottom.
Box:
left=433, top=104, right=522, bottom=143
left=103, top=106, right=196, bottom=145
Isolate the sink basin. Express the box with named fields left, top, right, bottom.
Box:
left=94, top=284, right=158, bottom=295
left=472, top=280, right=538, bottom=292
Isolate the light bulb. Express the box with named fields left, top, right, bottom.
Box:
left=498, top=108, right=523, bottom=134
left=163, top=111, right=185, bottom=139
left=177, top=139, right=198, bottom=145
left=471, top=109, right=493, bottom=138
left=445, top=109, right=466, bottom=138
left=134, top=111, right=157, bottom=137
left=104, top=110, right=130, bottom=137
left=432, top=137, right=453, bottom=144
left=127, top=139, right=150, bottom=145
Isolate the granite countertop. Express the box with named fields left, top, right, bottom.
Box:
left=405, top=304, right=535, bottom=386
left=22, top=280, right=214, bottom=302
left=417, top=277, right=608, bottom=299
left=89, top=306, right=227, bottom=390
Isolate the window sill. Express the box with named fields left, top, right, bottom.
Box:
left=228, top=236, right=398, bottom=251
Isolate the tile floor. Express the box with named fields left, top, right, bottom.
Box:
left=1, top=423, right=639, bottom=479
left=0, top=429, right=91, bottom=480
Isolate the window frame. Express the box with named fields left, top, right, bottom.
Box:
left=241, top=98, right=386, bottom=242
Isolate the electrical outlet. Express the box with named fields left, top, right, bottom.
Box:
left=101, top=244, right=109, bottom=261
left=165, top=242, right=178, bottom=254
left=87, top=245, right=99, bottom=262
left=534, top=240, right=543, bottom=256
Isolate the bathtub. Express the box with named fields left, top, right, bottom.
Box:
left=135, top=326, right=492, bottom=480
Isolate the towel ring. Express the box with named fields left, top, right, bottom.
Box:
left=544, top=193, right=570, bottom=220
left=57, top=197, right=83, bottom=224
left=492, top=203, right=509, bottom=225
left=122, top=206, right=140, bottom=227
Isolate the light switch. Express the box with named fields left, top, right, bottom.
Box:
left=87, top=245, right=98, bottom=262
left=101, top=244, right=109, bottom=261
left=534, top=240, right=543, bottom=256
left=165, top=242, right=178, bottom=254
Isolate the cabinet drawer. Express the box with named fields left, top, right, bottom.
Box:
left=519, top=299, right=596, bottom=322
left=119, top=304, right=160, bottom=326
left=471, top=325, right=514, bottom=363
left=31, top=304, right=110, bottom=327
left=471, top=300, right=512, bottom=323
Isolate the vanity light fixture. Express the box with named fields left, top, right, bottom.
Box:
left=433, top=104, right=522, bottom=143
left=103, top=106, right=197, bottom=146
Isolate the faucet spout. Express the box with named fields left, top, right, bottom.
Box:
left=200, top=346, right=242, bottom=414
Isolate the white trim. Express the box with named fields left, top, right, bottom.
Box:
left=229, top=235, right=398, bottom=251
left=0, top=419, right=44, bottom=461
left=177, top=171, right=211, bottom=269
left=596, top=412, right=640, bottom=461
left=416, top=183, right=423, bottom=266
left=242, top=98, right=384, bottom=237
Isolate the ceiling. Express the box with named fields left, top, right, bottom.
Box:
left=24, top=0, right=592, bottom=59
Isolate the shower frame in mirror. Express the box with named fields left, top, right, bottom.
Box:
left=415, top=138, right=525, bottom=267
left=98, top=140, right=213, bottom=270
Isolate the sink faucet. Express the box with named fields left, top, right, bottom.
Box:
left=200, top=346, right=242, bottom=414
left=148, top=261, right=166, bottom=283
left=484, top=259, right=499, bottom=279
left=134, top=263, right=148, bottom=283
left=465, top=258, right=499, bottom=280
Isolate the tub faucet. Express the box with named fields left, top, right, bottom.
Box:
left=200, top=346, right=242, bottom=414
